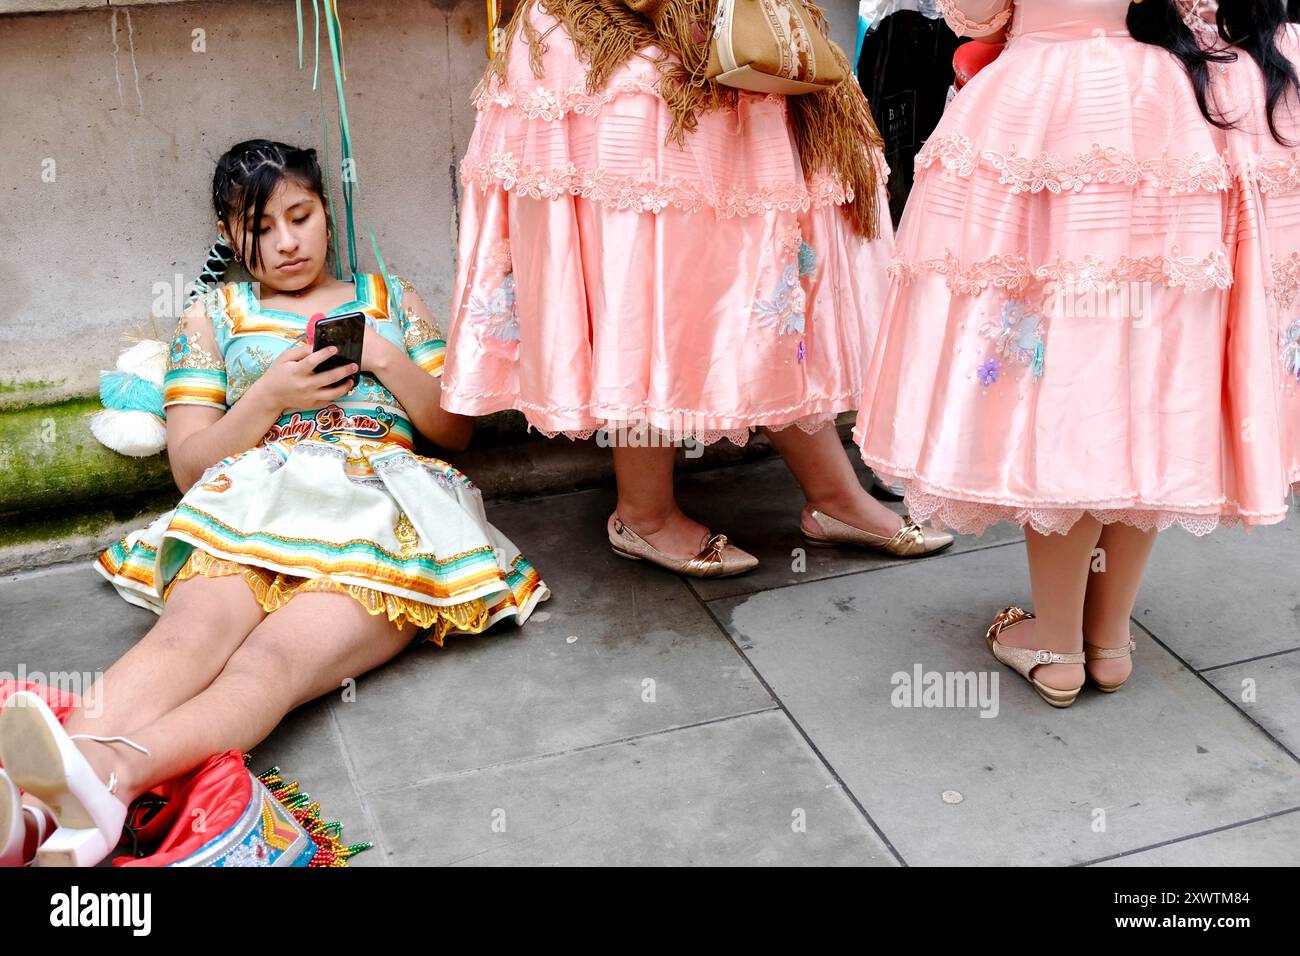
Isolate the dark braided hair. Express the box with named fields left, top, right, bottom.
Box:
left=186, top=237, right=234, bottom=305
left=210, top=139, right=332, bottom=273
left=1129, top=0, right=1300, bottom=146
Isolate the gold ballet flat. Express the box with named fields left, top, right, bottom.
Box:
left=1084, top=637, right=1137, bottom=692
left=608, top=514, right=759, bottom=578
left=986, top=606, right=1086, bottom=708
left=800, top=507, right=954, bottom=558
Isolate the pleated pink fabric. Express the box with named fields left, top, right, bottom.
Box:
left=1202, top=18, right=1300, bottom=504
left=853, top=0, right=1296, bottom=535
left=443, top=2, right=894, bottom=446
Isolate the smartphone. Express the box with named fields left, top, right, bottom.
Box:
left=307, top=311, right=366, bottom=390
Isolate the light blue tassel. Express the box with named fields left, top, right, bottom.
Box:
left=99, top=370, right=164, bottom=418
left=1031, top=340, right=1045, bottom=380
left=798, top=241, right=817, bottom=278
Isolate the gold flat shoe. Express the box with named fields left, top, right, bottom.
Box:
left=1084, top=637, right=1136, bottom=692
left=609, top=514, right=759, bottom=578
left=800, top=507, right=954, bottom=558
left=986, top=606, right=1085, bottom=708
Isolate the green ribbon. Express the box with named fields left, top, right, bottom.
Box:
left=295, top=0, right=388, bottom=287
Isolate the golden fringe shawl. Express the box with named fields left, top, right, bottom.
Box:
left=482, top=0, right=884, bottom=238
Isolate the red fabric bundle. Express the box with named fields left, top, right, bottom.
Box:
left=953, top=40, right=1005, bottom=89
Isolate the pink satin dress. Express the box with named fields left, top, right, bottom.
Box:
left=442, top=2, right=895, bottom=446
left=1189, top=6, right=1300, bottom=507
left=853, top=0, right=1296, bottom=535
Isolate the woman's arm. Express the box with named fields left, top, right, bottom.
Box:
left=166, top=392, right=284, bottom=493
left=162, top=298, right=284, bottom=491
left=936, top=0, right=1014, bottom=39
left=163, top=297, right=357, bottom=490
left=365, top=283, right=474, bottom=453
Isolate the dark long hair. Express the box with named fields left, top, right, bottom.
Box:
left=211, top=140, right=331, bottom=272
left=1129, top=0, right=1300, bottom=146
left=1218, top=0, right=1300, bottom=144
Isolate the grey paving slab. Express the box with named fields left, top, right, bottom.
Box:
left=1134, top=514, right=1300, bottom=670
left=327, top=485, right=775, bottom=786
left=711, top=543, right=1300, bottom=866
left=0, top=561, right=153, bottom=679
left=678, top=450, right=1024, bottom=602
left=363, top=710, right=896, bottom=866
left=250, top=698, right=387, bottom=867
left=1094, top=809, right=1300, bottom=866
left=1202, top=650, right=1300, bottom=759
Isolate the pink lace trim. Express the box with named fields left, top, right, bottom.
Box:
left=859, top=461, right=1288, bottom=536
left=888, top=248, right=1233, bottom=296
left=936, top=0, right=1012, bottom=38
left=528, top=414, right=840, bottom=448
left=1274, top=252, right=1300, bottom=309
left=472, top=77, right=786, bottom=120
left=902, top=485, right=1252, bottom=537
left=1254, top=151, right=1300, bottom=197
left=460, top=152, right=852, bottom=216
left=1176, top=0, right=1219, bottom=39
left=914, top=134, right=1231, bottom=195
left=442, top=389, right=854, bottom=446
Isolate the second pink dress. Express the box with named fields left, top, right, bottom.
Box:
left=442, top=2, right=894, bottom=447
left=854, top=0, right=1297, bottom=535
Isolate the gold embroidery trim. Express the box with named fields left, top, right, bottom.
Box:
left=393, top=274, right=445, bottom=347
left=163, top=548, right=492, bottom=645
left=174, top=503, right=495, bottom=565
left=167, top=313, right=225, bottom=372
left=394, top=511, right=420, bottom=558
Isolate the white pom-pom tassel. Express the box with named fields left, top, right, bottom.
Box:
left=114, top=339, right=169, bottom=387
left=89, top=408, right=167, bottom=457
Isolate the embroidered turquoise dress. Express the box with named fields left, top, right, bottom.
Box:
left=96, top=273, right=550, bottom=643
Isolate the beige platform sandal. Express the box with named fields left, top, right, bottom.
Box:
left=1084, top=638, right=1137, bottom=692
left=985, top=606, right=1086, bottom=709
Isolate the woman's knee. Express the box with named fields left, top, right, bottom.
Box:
left=158, top=574, right=265, bottom=640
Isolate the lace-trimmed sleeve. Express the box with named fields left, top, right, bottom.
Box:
left=392, top=275, right=447, bottom=379
left=936, top=0, right=1013, bottom=38
left=162, top=289, right=228, bottom=411
left=1175, top=0, right=1219, bottom=41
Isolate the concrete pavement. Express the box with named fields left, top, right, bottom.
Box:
left=2, top=447, right=1297, bottom=865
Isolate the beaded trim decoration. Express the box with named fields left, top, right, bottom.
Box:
left=252, top=759, right=372, bottom=867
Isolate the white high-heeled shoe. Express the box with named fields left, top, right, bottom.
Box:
left=0, top=691, right=151, bottom=867
left=0, top=769, right=55, bottom=866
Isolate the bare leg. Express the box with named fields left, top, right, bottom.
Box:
left=62, top=573, right=266, bottom=741
left=1082, top=523, right=1157, bottom=686
left=997, top=517, right=1104, bottom=692
left=609, top=444, right=714, bottom=559
left=72, top=591, right=413, bottom=807
left=763, top=424, right=906, bottom=538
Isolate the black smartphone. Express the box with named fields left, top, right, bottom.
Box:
left=308, top=311, right=366, bottom=389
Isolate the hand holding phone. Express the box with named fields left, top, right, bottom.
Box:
left=307, top=311, right=366, bottom=391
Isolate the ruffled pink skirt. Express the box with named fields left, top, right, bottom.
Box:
left=442, top=4, right=894, bottom=446
left=853, top=28, right=1296, bottom=535
left=1210, top=25, right=1300, bottom=502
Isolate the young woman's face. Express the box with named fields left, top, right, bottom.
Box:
left=223, top=179, right=330, bottom=291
